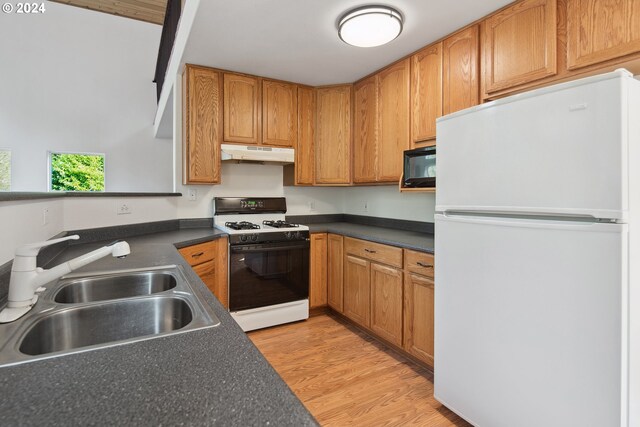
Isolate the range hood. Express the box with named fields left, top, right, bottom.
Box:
left=221, top=144, right=294, bottom=165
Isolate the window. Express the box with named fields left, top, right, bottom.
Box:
left=49, top=152, right=105, bottom=192
left=0, top=149, right=10, bottom=191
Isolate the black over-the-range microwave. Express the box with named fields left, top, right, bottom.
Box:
left=403, top=146, right=436, bottom=188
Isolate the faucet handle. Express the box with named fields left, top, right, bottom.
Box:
left=15, top=235, right=80, bottom=257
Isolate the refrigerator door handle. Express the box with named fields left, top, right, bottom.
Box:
left=435, top=213, right=624, bottom=233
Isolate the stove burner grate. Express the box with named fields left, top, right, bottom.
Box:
left=262, top=220, right=300, bottom=229
left=225, top=221, right=261, bottom=231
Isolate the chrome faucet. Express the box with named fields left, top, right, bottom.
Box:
left=0, top=235, right=131, bottom=323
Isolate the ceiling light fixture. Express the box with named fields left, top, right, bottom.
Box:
left=338, top=5, right=403, bottom=48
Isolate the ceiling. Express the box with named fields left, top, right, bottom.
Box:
left=50, top=0, right=166, bottom=25
left=182, top=0, right=514, bottom=86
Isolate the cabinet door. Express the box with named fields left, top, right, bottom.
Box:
left=370, top=263, right=403, bottom=346
left=296, top=86, right=315, bottom=185
left=567, top=0, right=640, bottom=70
left=180, top=238, right=228, bottom=308
left=327, top=234, right=344, bottom=313
left=343, top=255, right=370, bottom=327
left=403, top=272, right=434, bottom=366
left=193, top=260, right=217, bottom=295
left=482, top=0, right=557, bottom=94
left=182, top=65, right=222, bottom=184
left=315, top=86, right=352, bottom=184
left=410, top=43, right=442, bottom=146
left=353, top=76, right=378, bottom=183
left=443, top=25, right=480, bottom=115
left=223, top=73, right=260, bottom=144
left=262, top=80, right=297, bottom=147
left=310, top=233, right=328, bottom=308
left=377, top=59, right=410, bottom=182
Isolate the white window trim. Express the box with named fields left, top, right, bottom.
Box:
left=0, top=148, right=11, bottom=192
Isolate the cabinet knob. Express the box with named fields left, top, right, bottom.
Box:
left=192, top=252, right=205, bottom=258
left=364, top=248, right=377, bottom=254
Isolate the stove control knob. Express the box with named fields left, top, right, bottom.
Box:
left=240, top=235, right=248, bottom=242
left=251, top=234, right=258, bottom=242
left=284, top=232, right=291, bottom=239
left=293, top=231, right=300, bottom=239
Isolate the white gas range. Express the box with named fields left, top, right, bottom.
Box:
left=213, top=197, right=310, bottom=332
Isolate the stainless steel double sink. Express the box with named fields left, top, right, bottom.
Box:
left=0, top=265, right=220, bottom=367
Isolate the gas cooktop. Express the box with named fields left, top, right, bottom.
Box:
left=213, top=197, right=309, bottom=243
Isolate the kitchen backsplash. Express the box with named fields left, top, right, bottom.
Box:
left=0, top=164, right=434, bottom=265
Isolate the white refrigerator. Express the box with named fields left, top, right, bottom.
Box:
left=434, top=69, right=639, bottom=427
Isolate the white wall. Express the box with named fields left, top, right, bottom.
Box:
left=62, top=197, right=178, bottom=231
left=0, top=199, right=64, bottom=265
left=0, top=2, right=172, bottom=192
left=343, top=186, right=436, bottom=223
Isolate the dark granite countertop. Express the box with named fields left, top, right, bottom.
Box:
left=306, top=222, right=435, bottom=253
left=0, top=229, right=317, bottom=427
left=0, top=192, right=182, bottom=202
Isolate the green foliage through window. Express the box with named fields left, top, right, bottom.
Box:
left=0, top=150, right=10, bottom=191
left=51, top=153, right=105, bottom=191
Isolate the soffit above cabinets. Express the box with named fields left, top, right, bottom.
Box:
left=50, top=0, right=166, bottom=25
left=154, top=0, right=514, bottom=137
left=183, top=0, right=513, bottom=86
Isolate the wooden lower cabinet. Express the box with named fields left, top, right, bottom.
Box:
left=327, top=234, right=344, bottom=312
left=403, top=272, right=435, bottom=366
left=370, top=263, right=403, bottom=346
left=343, top=255, right=371, bottom=326
left=310, top=233, right=328, bottom=308
left=328, top=235, right=436, bottom=368
left=178, top=237, right=229, bottom=308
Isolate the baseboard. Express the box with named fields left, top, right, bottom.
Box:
left=309, top=306, right=330, bottom=317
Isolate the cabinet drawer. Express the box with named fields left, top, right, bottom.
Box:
left=344, top=237, right=402, bottom=268
left=404, top=249, right=434, bottom=278
left=178, top=241, right=217, bottom=266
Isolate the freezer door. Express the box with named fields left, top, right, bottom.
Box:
left=436, top=73, right=630, bottom=220
left=434, top=214, right=628, bottom=427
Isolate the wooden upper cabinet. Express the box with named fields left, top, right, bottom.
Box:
left=411, top=43, right=442, bottom=146
left=377, top=59, right=410, bottom=181
left=315, top=85, right=352, bottom=184
left=223, top=73, right=260, bottom=144
left=567, top=0, right=640, bottom=70
left=295, top=86, right=315, bottom=185
left=182, top=65, right=222, bottom=185
left=443, top=25, right=480, bottom=115
left=482, top=0, right=557, bottom=95
left=262, top=80, right=297, bottom=147
left=353, top=76, right=378, bottom=183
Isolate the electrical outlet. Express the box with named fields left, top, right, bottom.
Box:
left=43, top=208, right=49, bottom=225
left=307, top=201, right=315, bottom=211
left=188, top=188, right=197, bottom=201
left=117, top=203, right=132, bottom=215
left=363, top=200, right=368, bottom=212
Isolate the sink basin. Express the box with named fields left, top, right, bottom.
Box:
left=54, top=271, right=177, bottom=303
left=0, top=265, right=220, bottom=367
left=20, top=297, right=192, bottom=356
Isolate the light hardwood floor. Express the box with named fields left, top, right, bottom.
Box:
left=248, top=314, right=471, bottom=426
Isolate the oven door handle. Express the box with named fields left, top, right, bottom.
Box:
left=231, top=241, right=310, bottom=253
